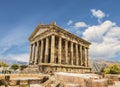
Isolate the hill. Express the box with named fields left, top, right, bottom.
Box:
left=91, top=59, right=120, bottom=72
left=0, top=58, right=27, bottom=65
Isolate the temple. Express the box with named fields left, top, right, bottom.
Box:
left=29, top=22, right=91, bottom=73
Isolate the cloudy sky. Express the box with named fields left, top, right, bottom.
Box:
left=0, top=0, right=120, bottom=62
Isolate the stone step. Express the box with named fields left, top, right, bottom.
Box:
left=20, top=65, right=40, bottom=74
left=28, top=65, right=39, bottom=68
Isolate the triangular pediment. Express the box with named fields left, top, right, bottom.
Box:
left=34, top=28, right=48, bottom=37
left=29, top=24, right=52, bottom=40
left=29, top=23, right=91, bottom=45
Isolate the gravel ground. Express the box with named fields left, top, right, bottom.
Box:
left=0, top=84, right=42, bottom=87
left=108, top=81, right=120, bottom=87
left=0, top=81, right=120, bottom=87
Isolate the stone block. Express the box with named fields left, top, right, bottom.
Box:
left=108, top=79, right=115, bottom=85
left=91, top=79, right=108, bottom=87
left=19, top=84, right=30, bottom=87
left=30, top=84, right=40, bottom=87
left=65, top=84, right=81, bottom=87
left=28, top=80, right=40, bottom=84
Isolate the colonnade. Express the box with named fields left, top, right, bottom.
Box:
left=29, top=35, right=89, bottom=67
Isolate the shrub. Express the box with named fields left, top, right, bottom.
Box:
left=11, top=64, right=19, bottom=70
left=104, top=64, right=120, bottom=74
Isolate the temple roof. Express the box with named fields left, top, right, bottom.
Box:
left=29, top=22, right=91, bottom=45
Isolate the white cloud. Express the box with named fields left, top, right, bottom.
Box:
left=91, top=9, right=105, bottom=19
left=75, top=22, right=88, bottom=28
left=0, top=25, right=29, bottom=55
left=82, top=20, right=120, bottom=59
left=91, top=9, right=106, bottom=23
left=66, top=21, right=88, bottom=36
left=0, top=19, right=34, bottom=63
left=76, top=31, right=81, bottom=36
left=0, top=24, right=30, bottom=63
left=67, top=20, right=73, bottom=25
left=83, top=20, right=116, bottom=43
left=1, top=53, right=29, bottom=62
left=12, top=53, right=29, bottom=62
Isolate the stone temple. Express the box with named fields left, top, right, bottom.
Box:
left=28, top=22, right=91, bottom=73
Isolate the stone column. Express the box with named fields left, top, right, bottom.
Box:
left=40, top=40, right=43, bottom=63
left=83, top=46, right=85, bottom=66
left=45, top=37, right=49, bottom=63
left=65, top=40, right=68, bottom=64
left=71, top=42, right=73, bottom=65
left=75, top=44, right=79, bottom=65
left=86, top=47, right=89, bottom=67
left=38, top=42, right=41, bottom=64
left=51, top=35, right=55, bottom=63
left=84, top=47, right=86, bottom=66
left=35, top=41, right=39, bottom=64
left=32, top=43, right=35, bottom=64
left=58, top=37, right=62, bottom=64
left=85, top=47, right=88, bottom=67
left=80, top=45, right=82, bottom=66
left=29, top=44, right=33, bottom=64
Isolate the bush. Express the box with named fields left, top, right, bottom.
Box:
left=104, top=64, right=120, bottom=74
left=100, top=67, right=105, bottom=73
left=0, top=62, right=8, bottom=67
left=11, top=64, right=19, bottom=70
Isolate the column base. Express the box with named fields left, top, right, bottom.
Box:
left=38, top=63, right=91, bottom=73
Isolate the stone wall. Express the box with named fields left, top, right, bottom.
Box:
left=54, top=72, right=108, bottom=87
left=39, top=64, right=91, bottom=73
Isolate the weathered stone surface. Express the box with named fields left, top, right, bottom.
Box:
left=20, top=65, right=40, bottom=74
left=65, top=84, right=81, bottom=87
left=91, top=79, right=108, bottom=87
left=54, top=72, right=109, bottom=87
left=28, top=23, right=91, bottom=73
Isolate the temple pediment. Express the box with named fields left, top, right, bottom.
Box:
left=29, top=24, right=52, bottom=41
left=33, top=28, right=48, bottom=38
left=29, top=23, right=91, bottom=45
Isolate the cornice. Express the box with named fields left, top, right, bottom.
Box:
left=53, top=25, right=91, bottom=45
left=29, top=23, right=91, bottom=46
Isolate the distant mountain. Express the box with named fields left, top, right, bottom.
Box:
left=0, top=58, right=28, bottom=65
left=1, top=57, right=119, bottom=72
left=90, top=59, right=120, bottom=72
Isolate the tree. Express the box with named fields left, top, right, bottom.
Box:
left=100, top=67, right=105, bottom=73
left=104, top=64, right=120, bottom=74
left=0, top=62, right=8, bottom=67
left=11, top=64, right=19, bottom=70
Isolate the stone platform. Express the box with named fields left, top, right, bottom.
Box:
left=39, top=63, right=91, bottom=73
left=20, top=64, right=91, bottom=74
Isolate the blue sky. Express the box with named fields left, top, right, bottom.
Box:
left=0, top=0, right=120, bottom=62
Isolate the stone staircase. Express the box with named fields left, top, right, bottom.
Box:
left=20, top=65, right=40, bottom=74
